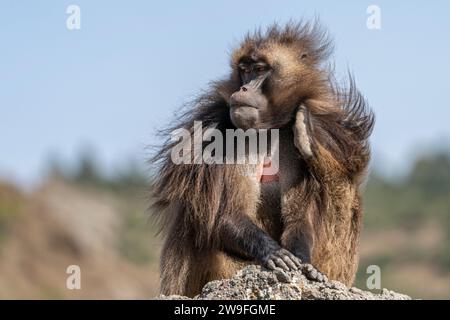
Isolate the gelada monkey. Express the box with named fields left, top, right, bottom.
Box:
left=152, top=21, right=374, bottom=297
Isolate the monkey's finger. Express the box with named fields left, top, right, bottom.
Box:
left=302, top=264, right=313, bottom=274
left=315, top=269, right=327, bottom=282
left=276, top=249, right=298, bottom=270
left=266, top=259, right=277, bottom=270
left=315, top=272, right=327, bottom=283
left=274, top=258, right=290, bottom=271
left=308, top=268, right=322, bottom=282
left=284, top=251, right=303, bottom=268
left=316, top=272, right=324, bottom=282
left=302, top=264, right=326, bottom=283
left=281, top=255, right=298, bottom=271
left=307, top=267, right=318, bottom=280
left=304, top=263, right=314, bottom=272
left=294, top=257, right=303, bottom=268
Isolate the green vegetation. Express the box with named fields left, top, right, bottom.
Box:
left=46, top=148, right=149, bottom=194
left=364, top=152, right=450, bottom=232
left=354, top=151, right=450, bottom=296
left=118, top=206, right=156, bottom=264
left=0, top=183, right=24, bottom=245
left=364, top=152, right=450, bottom=268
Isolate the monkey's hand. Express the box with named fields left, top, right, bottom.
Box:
left=263, top=248, right=328, bottom=283
left=263, top=248, right=302, bottom=272
left=300, top=263, right=328, bottom=283
left=293, top=104, right=313, bottom=159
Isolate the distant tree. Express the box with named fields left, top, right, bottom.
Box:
left=407, top=152, right=450, bottom=198
left=73, top=145, right=103, bottom=186
left=45, top=152, right=67, bottom=179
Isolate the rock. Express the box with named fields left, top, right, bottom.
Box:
left=158, top=265, right=411, bottom=300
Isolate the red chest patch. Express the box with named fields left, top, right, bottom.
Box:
left=256, top=158, right=279, bottom=183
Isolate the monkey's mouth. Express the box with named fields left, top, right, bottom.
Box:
left=229, top=105, right=259, bottom=130
left=230, top=103, right=259, bottom=110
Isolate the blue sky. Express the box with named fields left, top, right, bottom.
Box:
left=1, top=1, right=450, bottom=186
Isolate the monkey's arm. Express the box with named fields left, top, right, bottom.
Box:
left=218, top=214, right=301, bottom=272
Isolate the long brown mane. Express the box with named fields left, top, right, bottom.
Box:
left=150, top=22, right=374, bottom=294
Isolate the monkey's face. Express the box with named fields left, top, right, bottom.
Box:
left=229, top=60, right=271, bottom=130
left=229, top=45, right=314, bottom=130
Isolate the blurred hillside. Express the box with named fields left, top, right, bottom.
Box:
left=0, top=154, right=161, bottom=299
left=356, top=151, right=450, bottom=298
left=0, top=151, right=449, bottom=299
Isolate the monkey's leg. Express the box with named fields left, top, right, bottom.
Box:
left=159, top=234, right=191, bottom=296
left=158, top=212, right=218, bottom=297
left=160, top=230, right=225, bottom=297
left=280, top=194, right=328, bottom=283
left=282, top=219, right=328, bottom=282
left=219, top=214, right=302, bottom=272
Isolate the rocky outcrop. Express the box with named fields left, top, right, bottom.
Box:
left=159, top=265, right=411, bottom=300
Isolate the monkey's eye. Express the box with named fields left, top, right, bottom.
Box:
left=254, top=64, right=269, bottom=75
left=238, top=65, right=250, bottom=73
left=238, top=63, right=251, bottom=74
